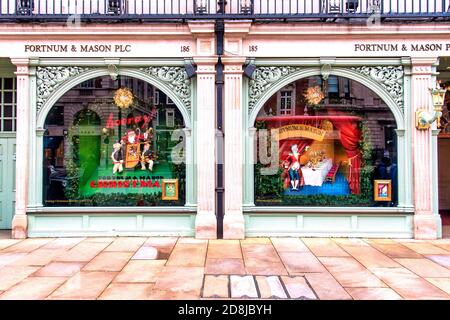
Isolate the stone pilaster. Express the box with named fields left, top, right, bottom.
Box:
left=11, top=58, right=30, bottom=239
left=194, top=56, right=218, bottom=239
left=410, top=57, right=441, bottom=240
left=222, top=57, right=246, bottom=239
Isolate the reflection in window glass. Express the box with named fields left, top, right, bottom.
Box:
left=254, top=76, right=397, bottom=207
left=43, top=76, right=186, bottom=207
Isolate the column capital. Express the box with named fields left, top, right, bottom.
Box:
left=36, top=127, right=47, bottom=137
left=395, top=129, right=405, bottom=137
left=248, top=127, right=258, bottom=136
left=410, top=57, right=439, bottom=75
left=193, top=56, right=218, bottom=74
left=11, top=58, right=30, bottom=75
left=222, top=57, right=246, bottom=74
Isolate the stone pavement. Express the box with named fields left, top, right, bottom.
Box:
left=0, top=233, right=450, bottom=300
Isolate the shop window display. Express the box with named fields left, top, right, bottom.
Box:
left=43, top=76, right=186, bottom=207
left=254, top=76, right=398, bottom=207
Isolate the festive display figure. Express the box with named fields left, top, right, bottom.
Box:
left=121, top=129, right=141, bottom=169
left=111, top=142, right=124, bottom=174
left=140, top=127, right=154, bottom=142
left=140, top=142, right=155, bottom=171
left=283, top=144, right=308, bottom=191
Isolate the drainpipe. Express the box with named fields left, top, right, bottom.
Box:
left=215, top=2, right=225, bottom=239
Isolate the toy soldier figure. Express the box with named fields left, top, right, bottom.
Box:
left=140, top=142, right=154, bottom=171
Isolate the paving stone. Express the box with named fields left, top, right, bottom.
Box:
left=202, top=275, right=229, bottom=298
left=319, top=257, right=387, bottom=288
left=230, top=275, right=258, bottom=298
left=0, top=252, right=28, bottom=267
left=429, top=241, right=450, bottom=253
left=394, top=258, right=450, bottom=278
left=398, top=242, right=449, bottom=255
left=279, top=252, right=327, bottom=274
left=242, top=244, right=288, bottom=275
left=2, top=238, right=54, bottom=253
left=270, top=238, right=310, bottom=253
left=305, top=272, right=352, bottom=300
left=256, top=276, right=288, bottom=299
left=205, top=258, right=246, bottom=275
left=365, top=240, right=423, bottom=259
left=178, top=238, right=208, bottom=245
left=42, top=238, right=86, bottom=250
left=0, top=276, right=67, bottom=300
left=32, top=262, right=86, bottom=277
left=241, top=238, right=272, bottom=245
left=54, top=241, right=110, bottom=262
left=82, top=252, right=133, bottom=272
left=98, top=283, right=154, bottom=300
left=281, top=276, right=317, bottom=300
left=154, top=266, right=204, bottom=296
left=143, top=237, right=178, bottom=259
left=207, top=240, right=242, bottom=259
left=166, top=244, right=207, bottom=267
left=371, top=267, right=449, bottom=300
left=147, top=290, right=200, bottom=300
left=0, top=239, right=21, bottom=250
left=104, top=237, right=147, bottom=252
left=131, top=246, right=159, bottom=260
left=425, top=278, right=450, bottom=295
left=11, top=249, right=67, bottom=266
left=0, top=266, right=40, bottom=291
left=345, top=287, right=402, bottom=300
left=114, top=260, right=166, bottom=283
left=301, top=238, right=349, bottom=257
left=335, top=243, right=400, bottom=269
left=48, top=271, right=117, bottom=300
left=82, top=237, right=116, bottom=243
left=425, top=255, right=450, bottom=269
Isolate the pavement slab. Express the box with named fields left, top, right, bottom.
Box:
left=114, top=260, right=166, bottom=283
left=207, top=240, right=242, bottom=259
left=280, top=276, right=317, bottom=300
left=425, top=278, right=450, bottom=295
left=394, top=258, right=450, bottom=278
left=48, top=271, right=117, bottom=300
left=345, top=287, right=402, bottom=300
left=301, top=238, right=349, bottom=257
left=230, top=275, right=258, bottom=298
left=304, top=272, right=353, bottom=300
left=278, top=252, right=327, bottom=274
left=270, top=238, right=310, bottom=253
left=154, top=266, right=204, bottom=296
left=425, top=255, right=450, bottom=269
left=166, top=243, right=207, bottom=267
left=104, top=237, right=147, bottom=252
left=32, top=262, right=86, bottom=277
left=319, top=257, right=387, bottom=288
left=0, top=276, right=67, bottom=300
left=83, top=252, right=133, bottom=272
left=371, top=267, right=450, bottom=300
left=205, top=258, right=246, bottom=275
left=256, top=276, right=288, bottom=299
left=0, top=265, right=41, bottom=291
left=202, top=275, right=229, bottom=298
left=98, top=283, right=155, bottom=300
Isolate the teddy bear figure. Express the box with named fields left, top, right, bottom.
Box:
left=111, top=142, right=124, bottom=174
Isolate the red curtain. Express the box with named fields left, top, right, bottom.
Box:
left=328, top=115, right=362, bottom=195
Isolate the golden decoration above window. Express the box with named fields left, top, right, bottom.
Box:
left=114, top=88, right=134, bottom=109
left=304, top=86, right=325, bottom=106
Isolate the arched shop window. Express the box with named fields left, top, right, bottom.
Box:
left=43, top=75, right=186, bottom=207
left=254, top=75, right=398, bottom=207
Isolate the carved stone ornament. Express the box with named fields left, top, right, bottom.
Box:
left=248, top=66, right=301, bottom=113
left=36, top=66, right=91, bottom=113
left=140, top=66, right=191, bottom=112
left=352, top=66, right=404, bottom=112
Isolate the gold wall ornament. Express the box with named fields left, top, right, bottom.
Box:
left=416, top=81, right=448, bottom=130
left=114, top=88, right=134, bottom=109
left=304, top=86, right=325, bottom=106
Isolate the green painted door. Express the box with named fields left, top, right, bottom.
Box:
left=0, top=137, right=16, bottom=229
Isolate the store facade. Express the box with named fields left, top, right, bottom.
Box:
left=0, top=1, right=449, bottom=240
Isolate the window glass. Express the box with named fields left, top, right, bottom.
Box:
left=254, top=76, right=397, bottom=207
left=43, top=76, right=186, bottom=207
